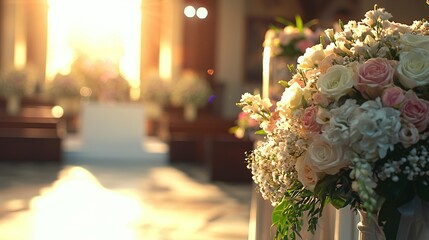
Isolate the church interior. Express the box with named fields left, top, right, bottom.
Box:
left=0, top=0, right=428, bottom=239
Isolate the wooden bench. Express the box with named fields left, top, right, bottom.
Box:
left=164, top=106, right=253, bottom=182
left=204, top=135, right=253, bottom=182
left=0, top=100, right=64, bottom=163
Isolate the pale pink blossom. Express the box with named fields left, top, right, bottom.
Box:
left=381, top=86, right=405, bottom=107
left=401, top=91, right=429, bottom=132
left=300, top=105, right=322, bottom=133
left=355, top=58, right=395, bottom=99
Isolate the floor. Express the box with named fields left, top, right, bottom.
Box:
left=0, top=159, right=253, bottom=240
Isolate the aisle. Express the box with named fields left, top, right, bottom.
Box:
left=0, top=161, right=252, bottom=240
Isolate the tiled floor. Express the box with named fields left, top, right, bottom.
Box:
left=0, top=160, right=252, bottom=240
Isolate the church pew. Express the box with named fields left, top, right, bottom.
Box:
left=0, top=101, right=64, bottom=163
left=164, top=106, right=252, bottom=182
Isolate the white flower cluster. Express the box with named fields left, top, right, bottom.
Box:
left=239, top=6, right=429, bottom=215
left=378, top=144, right=429, bottom=183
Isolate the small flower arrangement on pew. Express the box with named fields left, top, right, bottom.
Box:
left=0, top=67, right=36, bottom=97
left=264, top=15, right=321, bottom=58
left=48, top=72, right=83, bottom=99
left=238, top=5, right=429, bottom=240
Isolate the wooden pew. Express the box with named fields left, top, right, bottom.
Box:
left=0, top=97, right=64, bottom=163
left=164, top=105, right=252, bottom=182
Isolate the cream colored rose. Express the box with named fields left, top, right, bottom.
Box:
left=305, top=136, right=349, bottom=175
left=317, top=65, right=355, bottom=100
left=400, top=33, right=429, bottom=52
left=399, top=121, right=420, bottom=148
left=397, top=49, right=429, bottom=89
left=295, top=156, right=322, bottom=191
left=297, top=44, right=325, bottom=69
left=280, top=82, right=304, bottom=109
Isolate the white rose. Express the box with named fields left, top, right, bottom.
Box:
left=397, top=49, right=429, bottom=89
left=305, top=136, right=349, bottom=175
left=400, top=33, right=429, bottom=52
left=295, top=156, right=322, bottom=191
left=297, top=44, right=325, bottom=69
left=279, top=82, right=303, bottom=109
left=317, top=65, right=355, bottom=100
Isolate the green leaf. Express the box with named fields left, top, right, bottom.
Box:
left=329, top=193, right=348, bottom=209
left=272, top=200, right=287, bottom=224
left=228, top=126, right=239, bottom=134
left=295, top=15, right=303, bottom=32
left=254, top=129, right=266, bottom=135
left=278, top=80, right=289, bottom=88
left=320, top=35, right=326, bottom=47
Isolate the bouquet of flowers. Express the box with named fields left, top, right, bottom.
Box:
left=140, top=72, right=170, bottom=106
left=69, top=56, right=130, bottom=102
left=0, top=68, right=35, bottom=97
left=48, top=73, right=83, bottom=98
left=264, top=16, right=323, bottom=101
left=264, top=15, right=321, bottom=58
left=170, top=70, right=212, bottom=108
left=238, top=6, right=429, bottom=239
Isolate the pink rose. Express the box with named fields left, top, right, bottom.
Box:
left=401, top=91, right=429, bottom=132
left=355, top=58, right=395, bottom=99
left=300, top=105, right=322, bottom=132
left=381, top=86, right=405, bottom=107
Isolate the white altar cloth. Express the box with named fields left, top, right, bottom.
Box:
left=63, top=101, right=167, bottom=162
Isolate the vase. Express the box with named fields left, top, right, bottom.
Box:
left=357, top=209, right=386, bottom=240
left=6, top=95, right=21, bottom=115
left=184, top=103, right=197, bottom=122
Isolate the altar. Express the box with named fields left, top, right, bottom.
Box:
left=63, top=101, right=168, bottom=163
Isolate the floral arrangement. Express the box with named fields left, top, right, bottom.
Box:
left=229, top=111, right=261, bottom=140
left=140, top=71, right=170, bottom=106
left=170, top=70, right=212, bottom=108
left=238, top=6, right=429, bottom=239
left=95, top=72, right=130, bottom=102
left=48, top=72, right=83, bottom=98
left=264, top=15, right=321, bottom=58
left=0, top=68, right=36, bottom=97
left=264, top=16, right=323, bottom=102
left=69, top=56, right=130, bottom=102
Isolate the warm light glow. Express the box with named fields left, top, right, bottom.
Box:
left=51, top=106, right=64, bottom=118
left=184, top=5, right=196, bottom=18
left=14, top=40, right=27, bottom=69
left=129, top=87, right=141, bottom=101
left=30, top=167, right=144, bottom=240
left=46, top=0, right=141, bottom=88
left=80, top=86, right=92, bottom=98
left=196, top=7, right=208, bottom=19
left=159, top=44, right=172, bottom=80
left=262, top=46, right=271, bottom=98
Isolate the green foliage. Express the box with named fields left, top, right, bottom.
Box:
left=271, top=180, right=324, bottom=240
